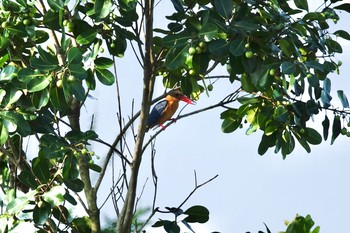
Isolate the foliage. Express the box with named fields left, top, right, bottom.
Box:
left=0, top=0, right=349, bottom=232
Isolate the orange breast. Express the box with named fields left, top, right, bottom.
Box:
left=158, top=99, right=179, bottom=125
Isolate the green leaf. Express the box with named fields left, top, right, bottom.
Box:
left=0, top=65, right=17, bottom=82
left=6, top=196, right=30, bottom=214
left=68, top=64, right=88, bottom=80
left=325, top=38, right=343, bottom=53
left=230, top=35, right=245, bottom=56
left=331, top=115, right=341, bottom=145
left=94, top=0, right=112, bottom=19
left=42, top=186, right=65, bottom=207
left=164, top=221, right=180, bottom=233
left=165, top=45, right=189, bottom=70
left=33, top=201, right=51, bottom=225
left=304, top=127, right=322, bottom=145
left=63, top=154, right=79, bottom=180
left=31, top=89, right=50, bottom=110
left=118, top=0, right=137, bottom=11
left=334, top=30, right=350, bottom=40
left=68, top=47, right=83, bottom=64
left=6, top=24, right=28, bottom=37
left=337, top=90, right=349, bottom=108
left=18, top=170, right=38, bottom=189
left=258, top=134, right=276, bottom=155
left=221, top=116, right=241, bottom=133
left=49, top=86, right=69, bottom=111
left=281, top=61, right=296, bottom=74
left=162, top=31, right=192, bottom=48
left=0, top=111, right=31, bottom=136
left=33, top=30, right=50, bottom=44
left=278, top=39, right=293, bottom=57
left=322, top=115, right=330, bottom=140
left=213, top=0, right=233, bottom=19
left=73, top=20, right=98, bottom=45
left=95, top=57, right=114, bottom=69
left=294, top=0, right=308, bottom=11
left=170, top=0, right=184, bottom=13
left=71, top=217, right=93, bottom=232
left=95, top=68, right=115, bottom=85
left=64, top=179, right=84, bottom=192
left=32, top=157, right=51, bottom=183
left=47, top=0, right=64, bottom=11
left=198, top=23, right=218, bottom=41
left=0, top=121, right=9, bottom=144
left=184, top=205, right=209, bottom=223
left=30, top=57, right=59, bottom=72
left=208, top=39, right=229, bottom=58
left=334, top=3, right=350, bottom=13
left=27, top=75, right=52, bottom=93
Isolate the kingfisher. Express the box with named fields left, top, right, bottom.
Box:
left=146, top=89, right=195, bottom=131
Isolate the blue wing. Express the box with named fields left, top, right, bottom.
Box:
left=147, top=100, right=168, bottom=128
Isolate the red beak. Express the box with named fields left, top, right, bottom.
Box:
left=178, top=95, right=195, bottom=105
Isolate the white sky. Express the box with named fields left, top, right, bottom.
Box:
left=81, top=1, right=350, bottom=232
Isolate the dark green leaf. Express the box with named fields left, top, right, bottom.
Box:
left=68, top=47, right=83, bottom=64
left=184, top=205, right=209, bottom=223
left=325, top=38, right=343, bottom=53
left=230, top=35, right=245, bottom=56
left=27, top=75, right=51, bottom=93
left=88, top=162, right=102, bottom=173
left=95, top=57, right=114, bottom=69
left=33, top=30, right=50, bottom=44
left=162, top=31, right=192, bottom=48
left=170, top=0, right=184, bottom=13
left=95, top=0, right=112, bottom=19
left=278, top=39, right=293, bottom=57
left=322, top=115, right=330, bottom=140
left=165, top=45, right=189, bottom=70
left=294, top=0, right=308, bottom=11
left=32, top=157, right=51, bottom=183
left=164, top=221, right=180, bottom=233
left=33, top=201, right=51, bottom=225
left=304, top=127, right=322, bottom=145
left=47, top=0, right=64, bottom=11
left=221, top=116, right=241, bottom=133
left=337, top=90, right=349, bottom=108
left=198, top=23, right=218, bottom=41
left=213, top=0, right=233, bottom=19
left=64, top=179, right=84, bottom=192
left=96, top=68, right=115, bottom=85
left=30, top=57, right=59, bottom=72
left=18, top=170, right=38, bottom=189
left=68, top=64, right=88, bottom=80
left=281, top=61, right=296, bottom=74
left=209, top=39, right=229, bottom=58
left=334, top=3, right=350, bottom=13
left=334, top=30, right=350, bottom=40
left=331, top=115, right=341, bottom=145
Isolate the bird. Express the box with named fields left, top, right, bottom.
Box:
left=146, top=89, right=195, bottom=131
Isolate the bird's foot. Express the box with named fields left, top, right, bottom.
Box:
left=170, top=118, right=177, bottom=123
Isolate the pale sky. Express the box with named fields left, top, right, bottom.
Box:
left=81, top=1, right=350, bottom=232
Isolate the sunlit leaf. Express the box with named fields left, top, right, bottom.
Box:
left=42, top=186, right=65, bottom=207
left=95, top=0, right=112, bottom=19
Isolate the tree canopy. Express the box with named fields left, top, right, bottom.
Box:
left=0, top=0, right=350, bottom=232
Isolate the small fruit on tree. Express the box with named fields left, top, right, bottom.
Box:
left=188, top=47, right=196, bottom=55
left=245, top=50, right=254, bottom=59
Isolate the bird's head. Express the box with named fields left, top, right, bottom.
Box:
left=167, top=89, right=195, bottom=105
